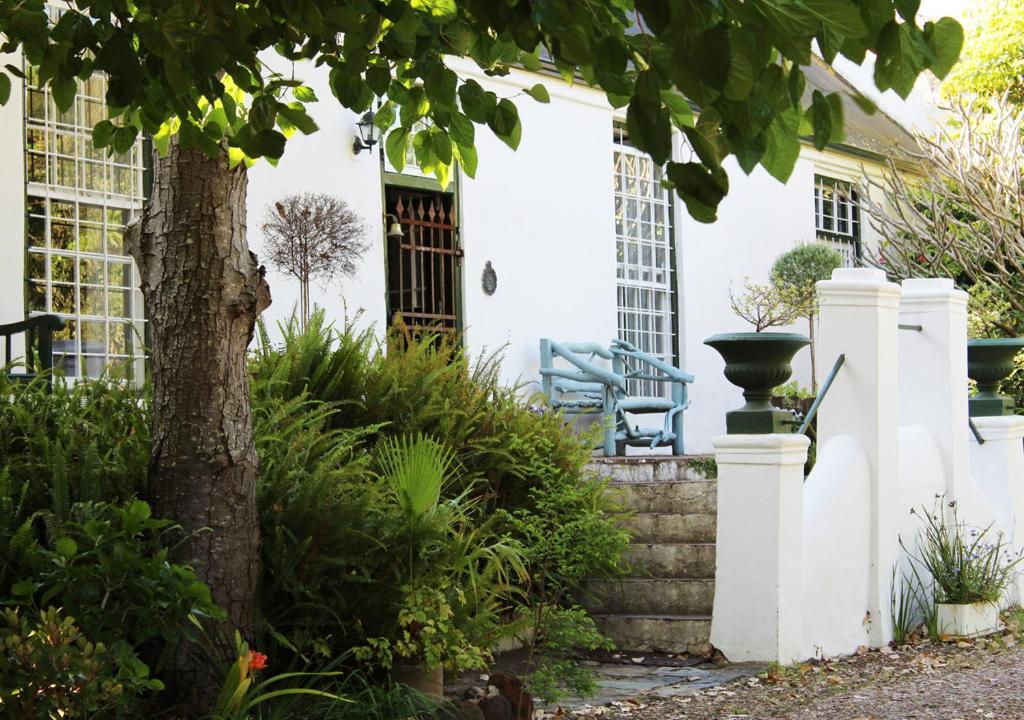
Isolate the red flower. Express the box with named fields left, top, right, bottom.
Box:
left=248, top=650, right=268, bottom=671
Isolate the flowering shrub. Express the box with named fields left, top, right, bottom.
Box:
left=904, top=498, right=1024, bottom=604
left=210, top=633, right=343, bottom=720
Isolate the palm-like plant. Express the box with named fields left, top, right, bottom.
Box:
left=367, top=434, right=527, bottom=671
left=377, top=434, right=458, bottom=524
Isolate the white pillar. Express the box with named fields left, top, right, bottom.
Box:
left=815, top=267, right=901, bottom=646
left=710, top=433, right=810, bottom=664
left=970, top=416, right=1024, bottom=605
left=898, top=278, right=970, bottom=499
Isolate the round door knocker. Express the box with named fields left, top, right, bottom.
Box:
left=482, top=261, right=497, bottom=296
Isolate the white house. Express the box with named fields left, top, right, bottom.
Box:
left=0, top=50, right=928, bottom=453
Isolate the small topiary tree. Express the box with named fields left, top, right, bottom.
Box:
left=771, top=244, right=844, bottom=391
left=261, top=193, right=368, bottom=330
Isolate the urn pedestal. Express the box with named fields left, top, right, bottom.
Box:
left=704, top=332, right=811, bottom=434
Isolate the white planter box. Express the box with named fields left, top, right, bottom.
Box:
left=936, top=602, right=1001, bottom=639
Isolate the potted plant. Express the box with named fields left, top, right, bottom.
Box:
left=904, top=499, right=1024, bottom=639
left=356, top=434, right=526, bottom=699
left=966, top=338, right=1024, bottom=416
left=705, top=279, right=810, bottom=434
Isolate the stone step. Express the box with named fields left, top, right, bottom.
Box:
left=592, top=614, right=713, bottom=656
left=624, top=543, right=716, bottom=579
left=589, top=456, right=715, bottom=484
left=610, top=480, right=717, bottom=515
left=619, top=512, right=716, bottom=544
left=583, top=578, right=714, bottom=616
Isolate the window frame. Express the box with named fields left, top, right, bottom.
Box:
left=814, top=174, right=862, bottom=266
left=612, top=121, right=680, bottom=398
left=23, top=61, right=148, bottom=381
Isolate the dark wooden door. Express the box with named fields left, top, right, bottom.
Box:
left=385, top=187, right=461, bottom=337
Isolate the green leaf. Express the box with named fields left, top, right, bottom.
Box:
left=12, top=580, right=37, bottom=596
left=666, top=162, right=728, bottom=223
left=803, top=0, right=868, bottom=37
left=279, top=104, right=319, bottom=135
left=525, top=83, right=550, bottom=103
left=488, top=98, right=521, bottom=150
left=366, top=64, right=391, bottom=96
left=250, top=95, right=278, bottom=132
left=826, top=92, right=845, bottom=144
left=875, top=21, right=926, bottom=98
left=153, top=122, right=173, bottom=156
left=51, top=76, right=76, bottom=113
left=374, top=101, right=396, bottom=133
left=56, top=536, right=78, bottom=559
left=236, top=128, right=286, bottom=159
left=809, top=90, right=832, bottom=151
left=385, top=127, right=410, bottom=172
left=0, top=73, right=9, bottom=105
left=894, top=0, right=921, bottom=22
left=447, top=111, right=475, bottom=148
left=761, top=108, right=801, bottom=183
left=112, top=125, right=139, bottom=154
left=458, top=80, right=496, bottom=123
left=429, top=126, right=453, bottom=165
left=661, top=91, right=695, bottom=129
left=92, top=120, right=116, bottom=148
left=294, top=86, right=317, bottom=103
left=411, top=0, right=457, bottom=19
left=626, top=97, right=672, bottom=165
left=454, top=141, right=478, bottom=178
left=923, top=17, right=964, bottom=79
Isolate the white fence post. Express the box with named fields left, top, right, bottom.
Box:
left=898, top=278, right=970, bottom=499
left=814, top=267, right=901, bottom=647
left=710, top=433, right=810, bottom=663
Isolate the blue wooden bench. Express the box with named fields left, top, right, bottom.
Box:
left=0, top=315, right=65, bottom=392
left=539, top=338, right=694, bottom=456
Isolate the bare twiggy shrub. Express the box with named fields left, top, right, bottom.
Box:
left=261, top=193, right=368, bottom=328
left=861, top=97, right=1024, bottom=335
left=728, top=279, right=805, bottom=333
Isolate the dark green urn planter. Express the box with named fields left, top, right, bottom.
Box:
left=705, top=332, right=811, bottom=434
left=967, top=338, right=1024, bottom=417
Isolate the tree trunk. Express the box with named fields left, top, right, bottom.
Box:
left=130, top=137, right=271, bottom=710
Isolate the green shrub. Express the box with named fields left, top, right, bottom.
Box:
left=252, top=314, right=629, bottom=692
left=0, top=372, right=149, bottom=590
left=251, top=313, right=587, bottom=509
left=12, top=501, right=222, bottom=661
left=0, top=372, right=149, bottom=517
left=0, top=606, right=162, bottom=718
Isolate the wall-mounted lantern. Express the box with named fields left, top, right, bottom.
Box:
left=353, top=111, right=379, bottom=155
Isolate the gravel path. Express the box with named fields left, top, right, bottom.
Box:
left=565, top=632, right=1024, bottom=719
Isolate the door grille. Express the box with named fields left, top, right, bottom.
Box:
left=385, top=188, right=460, bottom=337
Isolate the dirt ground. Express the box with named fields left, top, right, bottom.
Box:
left=562, top=620, right=1024, bottom=719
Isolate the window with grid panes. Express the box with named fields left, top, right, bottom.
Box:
left=814, top=175, right=861, bottom=267
left=613, top=122, right=677, bottom=398
left=24, top=61, right=147, bottom=380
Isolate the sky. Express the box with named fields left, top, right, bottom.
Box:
left=917, top=0, right=970, bottom=21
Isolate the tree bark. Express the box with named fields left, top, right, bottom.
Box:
left=130, top=137, right=271, bottom=709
